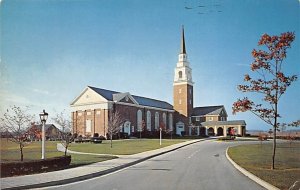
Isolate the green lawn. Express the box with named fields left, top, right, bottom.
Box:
left=69, top=139, right=189, bottom=155
left=0, top=139, right=116, bottom=166
left=1, top=139, right=188, bottom=164
left=228, top=141, right=300, bottom=190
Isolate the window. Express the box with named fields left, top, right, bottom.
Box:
left=163, top=113, right=167, bottom=128
left=155, top=112, right=159, bottom=130
left=178, top=71, right=182, bottom=78
left=86, top=120, right=91, bottom=132
left=209, top=117, right=213, bottom=121
left=87, top=112, right=91, bottom=115
left=179, top=88, right=182, bottom=93
left=179, top=99, right=182, bottom=104
left=168, top=113, right=173, bottom=131
left=96, top=111, right=101, bottom=115
left=196, top=117, right=200, bottom=121
left=147, top=111, right=151, bottom=131
left=137, top=110, right=142, bottom=131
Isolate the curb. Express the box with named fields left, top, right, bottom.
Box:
left=225, top=147, right=280, bottom=190
left=3, top=139, right=204, bottom=190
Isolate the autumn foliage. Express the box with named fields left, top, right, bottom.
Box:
left=232, top=32, right=297, bottom=169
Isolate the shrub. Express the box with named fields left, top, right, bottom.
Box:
left=0, top=155, right=71, bottom=177
left=218, top=136, right=236, bottom=141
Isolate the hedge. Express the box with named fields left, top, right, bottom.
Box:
left=0, top=155, right=71, bottom=177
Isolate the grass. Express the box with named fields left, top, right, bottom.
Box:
left=0, top=138, right=116, bottom=166
left=1, top=138, right=190, bottom=177
left=228, top=141, right=300, bottom=190
left=68, top=139, right=189, bottom=155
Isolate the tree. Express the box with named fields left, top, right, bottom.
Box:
left=52, top=111, right=81, bottom=156
left=107, top=110, right=124, bottom=148
left=232, top=32, right=298, bottom=169
left=0, top=106, right=35, bottom=161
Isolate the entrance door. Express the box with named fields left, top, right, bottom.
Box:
left=176, top=122, right=185, bottom=136
left=123, top=121, right=131, bottom=136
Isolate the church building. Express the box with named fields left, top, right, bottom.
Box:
left=70, top=27, right=246, bottom=138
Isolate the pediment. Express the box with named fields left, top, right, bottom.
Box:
left=70, top=87, right=108, bottom=105
left=113, top=92, right=139, bottom=105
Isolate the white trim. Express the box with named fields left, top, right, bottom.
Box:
left=191, top=114, right=221, bottom=117
left=173, top=81, right=194, bottom=86
left=70, top=102, right=111, bottom=112
left=70, top=86, right=108, bottom=106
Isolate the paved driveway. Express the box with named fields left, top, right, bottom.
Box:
left=43, top=140, right=265, bottom=190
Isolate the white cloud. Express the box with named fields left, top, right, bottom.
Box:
left=33, top=88, right=50, bottom=95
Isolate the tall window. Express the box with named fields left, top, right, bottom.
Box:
left=162, top=113, right=167, bottom=129
left=178, top=71, right=182, bottom=78
left=86, top=120, right=92, bottom=133
left=168, top=113, right=173, bottom=131
left=137, top=110, right=142, bottom=131
left=147, top=111, right=151, bottom=131
left=155, top=112, right=159, bottom=130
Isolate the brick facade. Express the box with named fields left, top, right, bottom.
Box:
left=72, top=103, right=174, bottom=137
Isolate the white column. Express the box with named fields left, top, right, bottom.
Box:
left=214, top=126, right=217, bottom=136
left=197, top=126, right=199, bottom=136
left=189, top=127, right=192, bottom=136
left=205, top=127, right=208, bottom=136
left=223, top=126, right=227, bottom=137
left=238, top=125, right=241, bottom=135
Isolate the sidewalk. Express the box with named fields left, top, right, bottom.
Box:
left=1, top=139, right=203, bottom=190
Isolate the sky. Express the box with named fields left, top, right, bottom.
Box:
left=1, top=0, right=299, bottom=131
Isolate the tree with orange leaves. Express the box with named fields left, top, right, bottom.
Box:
left=232, top=32, right=298, bottom=169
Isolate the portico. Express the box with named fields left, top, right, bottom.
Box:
left=201, top=120, right=247, bottom=137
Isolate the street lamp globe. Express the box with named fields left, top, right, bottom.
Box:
left=39, top=110, right=48, bottom=123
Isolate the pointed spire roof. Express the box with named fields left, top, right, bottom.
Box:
left=180, top=26, right=186, bottom=54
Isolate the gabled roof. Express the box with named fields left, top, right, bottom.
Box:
left=201, top=120, right=246, bottom=126
left=32, top=124, right=59, bottom=131
left=88, top=86, right=173, bottom=110
left=88, top=86, right=118, bottom=100
left=192, top=105, right=226, bottom=116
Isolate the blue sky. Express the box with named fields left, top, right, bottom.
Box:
left=1, top=0, right=299, bottom=130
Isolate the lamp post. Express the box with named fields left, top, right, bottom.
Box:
left=159, top=127, right=162, bottom=146
left=39, top=109, right=48, bottom=159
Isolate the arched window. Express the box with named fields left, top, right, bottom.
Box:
left=178, top=71, right=182, bottom=78
left=155, top=112, right=159, bottom=130
left=169, top=113, right=173, bottom=131
left=137, top=110, right=142, bottom=131
left=147, top=111, right=151, bottom=131
left=162, top=113, right=167, bottom=129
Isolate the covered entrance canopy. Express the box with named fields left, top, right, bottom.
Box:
left=201, top=120, right=246, bottom=137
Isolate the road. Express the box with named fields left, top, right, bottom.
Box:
left=43, top=140, right=265, bottom=190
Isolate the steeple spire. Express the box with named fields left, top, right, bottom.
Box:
left=180, top=25, right=186, bottom=54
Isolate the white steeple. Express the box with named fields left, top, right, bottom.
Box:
left=174, top=26, right=193, bottom=86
